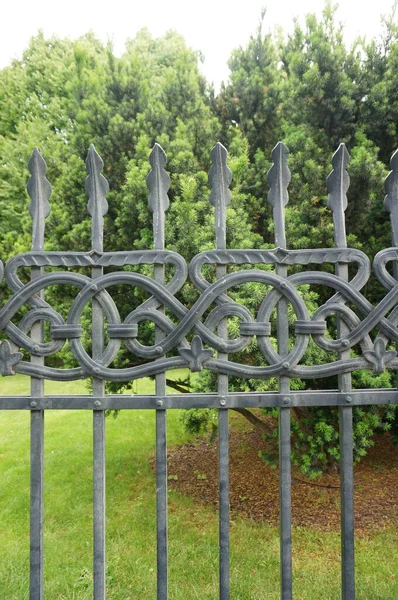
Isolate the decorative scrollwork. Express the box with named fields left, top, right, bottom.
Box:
left=2, top=142, right=398, bottom=384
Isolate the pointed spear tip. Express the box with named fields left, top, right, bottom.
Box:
left=332, top=143, right=350, bottom=165
left=390, top=147, right=398, bottom=169
left=85, top=144, right=104, bottom=173
left=271, top=141, right=289, bottom=163
left=152, top=142, right=164, bottom=152
left=149, top=143, right=166, bottom=167
left=212, top=141, right=227, bottom=151
left=272, top=141, right=289, bottom=152
left=208, top=142, right=231, bottom=209
left=210, top=142, right=227, bottom=159
left=147, top=144, right=170, bottom=213
left=384, top=147, right=398, bottom=213
left=28, top=147, right=45, bottom=170
left=86, top=144, right=98, bottom=160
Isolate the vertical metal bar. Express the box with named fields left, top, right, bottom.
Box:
left=218, top=262, right=229, bottom=600
left=155, top=276, right=168, bottom=600
left=327, top=145, right=355, bottom=599
left=86, top=145, right=109, bottom=599
left=267, top=142, right=292, bottom=599
left=209, top=143, right=232, bottom=600
left=92, top=309, right=106, bottom=600
left=27, top=148, right=51, bottom=600
left=218, top=381, right=229, bottom=600
left=30, top=373, right=44, bottom=600
left=337, top=276, right=355, bottom=600
left=277, top=299, right=292, bottom=600
left=147, top=144, right=170, bottom=600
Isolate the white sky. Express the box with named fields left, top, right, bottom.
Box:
left=1, top=0, right=397, bottom=89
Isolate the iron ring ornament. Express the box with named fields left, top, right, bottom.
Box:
left=1, top=142, right=398, bottom=383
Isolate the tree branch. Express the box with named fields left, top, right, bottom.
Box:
left=231, top=407, right=274, bottom=436
left=165, top=378, right=191, bottom=394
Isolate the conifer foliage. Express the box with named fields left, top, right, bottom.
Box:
left=1, top=3, right=398, bottom=474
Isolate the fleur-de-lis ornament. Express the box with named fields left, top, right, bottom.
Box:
left=0, top=340, right=22, bottom=376
left=179, top=336, right=213, bottom=372
left=364, top=338, right=396, bottom=374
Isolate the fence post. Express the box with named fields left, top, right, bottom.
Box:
left=327, top=144, right=355, bottom=599
left=147, top=143, right=170, bottom=600
left=86, top=144, right=109, bottom=599
left=27, top=148, right=51, bottom=600
left=209, top=142, right=232, bottom=600
left=267, top=142, right=292, bottom=600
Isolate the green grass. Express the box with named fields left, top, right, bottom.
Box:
left=0, top=375, right=397, bottom=599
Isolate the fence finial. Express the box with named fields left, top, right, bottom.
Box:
left=209, top=142, right=232, bottom=250
left=147, top=143, right=170, bottom=250
left=267, top=142, right=290, bottom=248
left=27, top=147, right=51, bottom=251
left=85, top=144, right=109, bottom=252
left=384, top=148, right=398, bottom=246
left=327, top=144, right=350, bottom=248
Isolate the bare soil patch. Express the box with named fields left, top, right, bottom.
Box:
left=161, top=420, right=398, bottom=533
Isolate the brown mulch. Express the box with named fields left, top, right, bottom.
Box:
left=160, top=417, right=398, bottom=533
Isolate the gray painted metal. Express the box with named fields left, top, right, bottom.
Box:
left=268, top=142, right=292, bottom=599
left=148, top=143, right=169, bottom=600
left=210, top=143, right=231, bottom=599
left=1, top=389, right=397, bottom=410
left=328, top=144, right=356, bottom=599
left=1, top=139, right=398, bottom=600
left=27, top=148, right=49, bottom=600
left=88, top=145, right=107, bottom=599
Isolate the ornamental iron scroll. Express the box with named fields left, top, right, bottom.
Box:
left=1, top=142, right=398, bottom=382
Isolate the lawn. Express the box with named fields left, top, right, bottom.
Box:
left=0, top=375, right=397, bottom=599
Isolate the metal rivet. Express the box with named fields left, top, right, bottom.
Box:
left=283, top=397, right=290, bottom=405
left=220, top=398, right=226, bottom=406
left=280, top=282, right=287, bottom=290
left=33, top=345, right=40, bottom=353
left=91, top=284, right=98, bottom=292
left=342, top=339, right=350, bottom=348
left=283, top=361, right=290, bottom=370
left=30, top=401, right=37, bottom=408
left=93, top=400, right=101, bottom=408
left=156, top=346, right=163, bottom=355
left=156, top=399, right=163, bottom=407
left=346, top=396, right=352, bottom=404
left=93, top=367, right=100, bottom=374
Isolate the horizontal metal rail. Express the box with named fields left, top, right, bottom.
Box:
left=1, top=389, right=397, bottom=410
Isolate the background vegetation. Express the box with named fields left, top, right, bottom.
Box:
left=1, top=2, right=398, bottom=475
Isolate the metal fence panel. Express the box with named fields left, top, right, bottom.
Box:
left=1, top=140, right=398, bottom=599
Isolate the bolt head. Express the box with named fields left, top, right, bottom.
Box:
left=156, top=346, right=163, bottom=355
left=220, top=399, right=226, bottom=406
left=342, top=339, right=350, bottom=348
left=283, top=397, right=289, bottom=405
left=33, top=345, right=40, bottom=354
left=93, top=400, right=101, bottom=408
left=283, top=361, right=290, bottom=370
left=30, top=401, right=37, bottom=408
left=156, top=399, right=163, bottom=407
left=93, top=367, right=100, bottom=374
left=91, top=284, right=98, bottom=292
left=346, top=396, right=352, bottom=404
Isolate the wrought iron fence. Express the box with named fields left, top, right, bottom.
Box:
left=1, top=139, right=398, bottom=599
